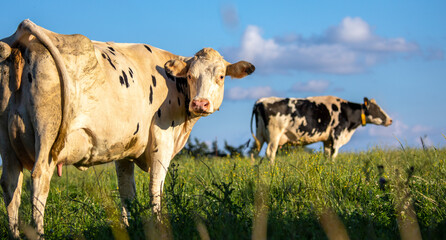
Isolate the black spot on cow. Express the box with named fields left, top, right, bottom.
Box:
left=28, top=72, right=32, bottom=83
left=333, top=102, right=363, bottom=139
left=293, top=100, right=331, bottom=136
left=169, top=99, right=171, bottom=104
left=157, top=109, right=161, bottom=118
left=171, top=121, right=175, bottom=127
left=149, top=86, right=153, bottom=104
left=254, top=102, right=269, bottom=127
left=177, top=97, right=181, bottom=106
left=144, top=45, right=152, bottom=53
left=332, top=104, right=339, bottom=111
left=122, top=70, right=129, bottom=88
left=265, top=98, right=292, bottom=117
left=108, top=46, right=115, bottom=52
left=175, top=77, right=191, bottom=115
left=133, top=123, right=139, bottom=135
left=108, top=59, right=116, bottom=70
left=152, top=75, right=157, bottom=87
left=119, top=76, right=124, bottom=85
left=103, top=52, right=116, bottom=70
left=128, top=67, right=133, bottom=78
left=108, top=50, right=116, bottom=56
left=336, top=98, right=341, bottom=102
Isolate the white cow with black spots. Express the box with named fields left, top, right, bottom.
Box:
left=251, top=96, right=392, bottom=164
left=0, top=20, right=254, bottom=238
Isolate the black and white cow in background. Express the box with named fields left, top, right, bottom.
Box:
left=250, top=96, right=392, bottom=163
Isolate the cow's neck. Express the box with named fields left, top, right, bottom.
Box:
left=346, top=102, right=365, bottom=130
left=360, top=104, right=367, bottom=126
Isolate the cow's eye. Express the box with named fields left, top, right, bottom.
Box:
left=220, top=75, right=224, bottom=80
left=187, top=74, right=192, bottom=80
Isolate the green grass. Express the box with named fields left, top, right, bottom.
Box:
left=1, top=147, right=446, bottom=239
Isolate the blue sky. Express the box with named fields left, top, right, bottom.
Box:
left=1, top=0, right=445, bottom=154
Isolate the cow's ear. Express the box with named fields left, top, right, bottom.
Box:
left=225, top=61, right=255, bottom=79
left=165, top=59, right=188, bottom=78
left=364, top=97, right=369, bottom=107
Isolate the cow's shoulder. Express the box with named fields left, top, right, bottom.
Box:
left=261, top=97, right=294, bottom=117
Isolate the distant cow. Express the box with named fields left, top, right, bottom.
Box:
left=251, top=96, right=392, bottom=163
left=0, top=20, right=254, bottom=238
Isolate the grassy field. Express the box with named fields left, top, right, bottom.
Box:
left=1, top=146, right=446, bottom=239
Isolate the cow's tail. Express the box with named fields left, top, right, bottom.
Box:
left=250, top=103, right=261, bottom=152
left=5, top=19, right=73, bottom=161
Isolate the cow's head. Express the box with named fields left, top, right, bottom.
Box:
left=364, top=97, right=392, bottom=126
left=165, top=48, right=255, bottom=116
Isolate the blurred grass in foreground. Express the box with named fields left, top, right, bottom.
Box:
left=1, top=146, right=445, bottom=239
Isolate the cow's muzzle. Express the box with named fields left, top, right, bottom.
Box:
left=385, top=118, right=393, bottom=126
left=190, top=98, right=211, bottom=116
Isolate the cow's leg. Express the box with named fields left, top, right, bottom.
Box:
left=323, top=140, right=334, bottom=158
left=150, top=154, right=172, bottom=217
left=265, top=136, right=280, bottom=165
left=24, top=43, right=63, bottom=237
left=29, top=118, right=59, bottom=237
left=331, top=147, right=340, bottom=159
left=149, top=129, right=174, bottom=218
left=0, top=145, right=24, bottom=239
left=31, top=147, right=56, bottom=238
left=115, top=159, right=136, bottom=226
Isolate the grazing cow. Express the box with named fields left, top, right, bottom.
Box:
left=0, top=20, right=254, bottom=238
left=251, top=96, right=392, bottom=163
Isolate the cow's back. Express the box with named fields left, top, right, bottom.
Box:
left=4, top=26, right=173, bottom=167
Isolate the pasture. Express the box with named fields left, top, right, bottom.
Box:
left=1, top=146, right=445, bottom=239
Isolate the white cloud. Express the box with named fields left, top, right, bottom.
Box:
left=291, top=79, right=331, bottom=93
left=225, top=86, right=275, bottom=101
left=329, top=17, right=372, bottom=43
left=224, top=17, right=422, bottom=75
left=237, top=26, right=281, bottom=65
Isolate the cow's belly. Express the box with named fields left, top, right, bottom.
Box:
left=59, top=83, right=156, bottom=167
left=293, top=129, right=331, bottom=145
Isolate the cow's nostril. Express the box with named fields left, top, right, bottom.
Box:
left=191, top=99, right=210, bottom=113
